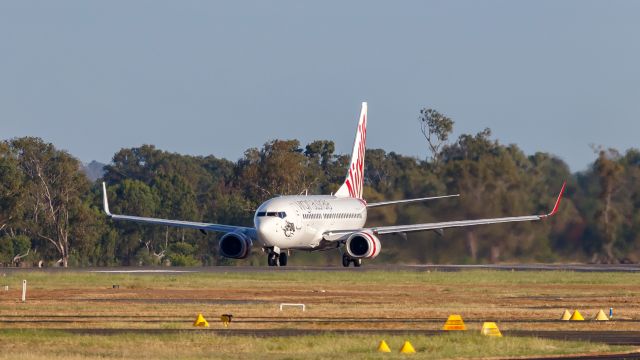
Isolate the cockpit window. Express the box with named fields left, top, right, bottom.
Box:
left=258, top=211, right=287, bottom=218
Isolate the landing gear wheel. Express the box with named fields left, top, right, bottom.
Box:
left=267, top=253, right=277, bottom=266
left=279, top=252, right=288, bottom=266
left=353, top=259, right=362, bottom=267
left=342, top=254, right=351, bottom=267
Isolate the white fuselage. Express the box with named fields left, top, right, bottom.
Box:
left=254, top=195, right=367, bottom=251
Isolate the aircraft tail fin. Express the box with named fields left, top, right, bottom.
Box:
left=335, top=102, right=367, bottom=199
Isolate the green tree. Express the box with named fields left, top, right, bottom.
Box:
left=0, top=142, right=24, bottom=235
left=593, top=148, right=624, bottom=262
left=419, top=108, right=454, bottom=168
left=8, top=137, right=96, bottom=267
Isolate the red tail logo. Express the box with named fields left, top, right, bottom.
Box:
left=344, top=117, right=366, bottom=198
left=336, top=102, right=367, bottom=199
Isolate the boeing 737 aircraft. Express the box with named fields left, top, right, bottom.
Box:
left=102, top=102, right=565, bottom=267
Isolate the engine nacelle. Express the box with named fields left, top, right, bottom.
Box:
left=219, top=232, right=252, bottom=259
left=345, top=231, right=381, bottom=259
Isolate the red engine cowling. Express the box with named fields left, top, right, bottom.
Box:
left=219, top=232, right=252, bottom=259
left=345, top=231, right=381, bottom=259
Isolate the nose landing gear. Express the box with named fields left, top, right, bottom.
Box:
left=266, top=248, right=288, bottom=267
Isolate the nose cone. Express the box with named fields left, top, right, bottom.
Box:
left=255, top=217, right=277, bottom=246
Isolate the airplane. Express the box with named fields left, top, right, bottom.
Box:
left=102, top=102, right=566, bottom=267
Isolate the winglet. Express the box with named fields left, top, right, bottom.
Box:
left=102, top=182, right=112, bottom=217
left=541, top=181, right=566, bottom=218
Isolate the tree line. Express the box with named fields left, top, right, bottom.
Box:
left=1, top=108, right=638, bottom=266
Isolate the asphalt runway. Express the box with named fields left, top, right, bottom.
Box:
left=3, top=263, right=640, bottom=274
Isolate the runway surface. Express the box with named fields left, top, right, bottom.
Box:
left=3, top=263, right=640, bottom=273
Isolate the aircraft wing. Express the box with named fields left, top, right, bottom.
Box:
left=324, top=182, right=565, bottom=241
left=371, top=182, right=565, bottom=235
left=102, top=183, right=256, bottom=237
left=366, top=194, right=459, bottom=208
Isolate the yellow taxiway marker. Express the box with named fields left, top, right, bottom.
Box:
left=570, top=310, right=585, bottom=321
left=481, top=322, right=502, bottom=337
left=443, top=314, right=466, bottom=330
left=594, top=309, right=610, bottom=321
left=193, top=313, right=209, bottom=327
left=377, top=340, right=391, bottom=353
left=399, top=340, right=416, bottom=354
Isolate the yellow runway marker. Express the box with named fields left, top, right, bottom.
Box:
left=570, top=310, right=584, bottom=321
left=377, top=340, right=391, bottom=352
left=193, top=313, right=209, bottom=327
left=481, top=322, right=502, bottom=337
left=399, top=340, right=416, bottom=354
left=443, top=314, right=466, bottom=330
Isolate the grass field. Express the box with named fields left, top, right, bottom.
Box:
left=0, top=329, right=627, bottom=360
left=0, top=269, right=638, bottom=359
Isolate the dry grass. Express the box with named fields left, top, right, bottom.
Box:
left=0, top=269, right=638, bottom=358
left=0, top=329, right=629, bottom=360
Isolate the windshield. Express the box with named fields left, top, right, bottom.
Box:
left=256, top=211, right=286, bottom=219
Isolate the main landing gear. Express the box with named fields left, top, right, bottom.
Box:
left=267, top=249, right=288, bottom=267
left=342, top=254, right=362, bottom=268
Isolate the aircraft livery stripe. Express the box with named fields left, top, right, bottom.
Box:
left=362, top=231, right=376, bottom=258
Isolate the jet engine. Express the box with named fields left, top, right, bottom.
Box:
left=345, top=231, right=381, bottom=259
left=219, top=232, right=252, bottom=259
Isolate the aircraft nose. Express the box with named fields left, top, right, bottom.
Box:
left=255, top=217, right=276, bottom=245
